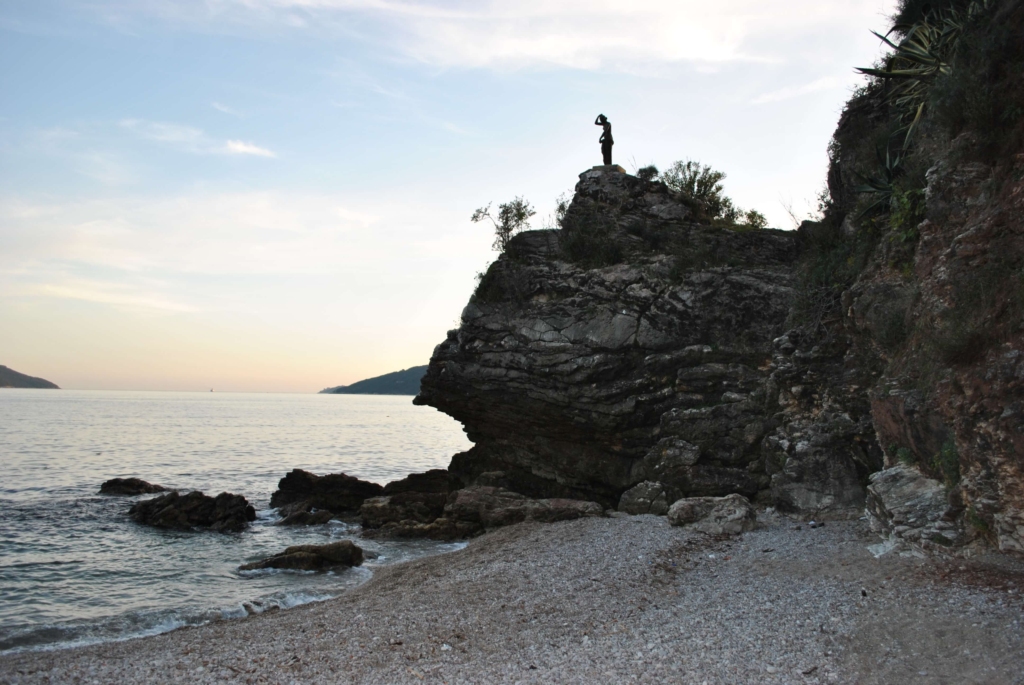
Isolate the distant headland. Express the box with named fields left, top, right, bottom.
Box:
left=0, top=365, right=60, bottom=389
left=319, top=365, right=427, bottom=396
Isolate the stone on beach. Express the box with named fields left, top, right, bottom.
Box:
left=865, top=464, right=963, bottom=548
left=99, top=477, right=167, bottom=496
left=239, top=540, right=364, bottom=571
left=362, top=484, right=604, bottom=539
left=667, top=493, right=756, bottom=534
left=444, top=485, right=604, bottom=528
left=128, top=490, right=256, bottom=533
left=617, top=481, right=679, bottom=515
left=269, top=468, right=383, bottom=514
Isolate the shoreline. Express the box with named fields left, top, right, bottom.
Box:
left=2, top=515, right=1022, bottom=684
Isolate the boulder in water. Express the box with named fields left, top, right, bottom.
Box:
left=100, top=477, right=167, bottom=496
left=129, top=491, right=256, bottom=533
left=269, top=469, right=383, bottom=514
left=239, top=541, right=364, bottom=571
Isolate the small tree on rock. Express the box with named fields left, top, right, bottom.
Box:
left=472, top=197, right=536, bottom=253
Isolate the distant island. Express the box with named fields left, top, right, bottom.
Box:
left=0, top=365, right=60, bottom=389
left=319, top=365, right=427, bottom=396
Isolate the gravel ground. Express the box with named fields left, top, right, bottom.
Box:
left=1, top=514, right=1022, bottom=685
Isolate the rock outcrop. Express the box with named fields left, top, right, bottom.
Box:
left=667, top=494, right=757, bottom=534
left=129, top=491, right=256, bottom=533
left=270, top=469, right=383, bottom=514
left=416, top=167, right=801, bottom=509
left=406, top=0, right=1024, bottom=553
left=865, top=465, right=963, bottom=549
left=100, top=477, right=167, bottom=496
left=239, top=541, right=364, bottom=571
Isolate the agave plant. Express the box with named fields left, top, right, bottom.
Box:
left=852, top=141, right=905, bottom=219
left=856, top=0, right=993, bottom=150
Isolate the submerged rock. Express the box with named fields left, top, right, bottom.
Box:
left=618, top=481, right=679, bottom=515
left=100, top=477, right=167, bottom=496
left=129, top=491, right=256, bottom=533
left=239, top=541, right=364, bottom=571
left=270, top=469, right=383, bottom=514
left=667, top=494, right=756, bottom=534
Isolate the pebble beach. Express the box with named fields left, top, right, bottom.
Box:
left=2, top=515, right=1022, bottom=685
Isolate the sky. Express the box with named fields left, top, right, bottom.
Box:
left=0, top=0, right=898, bottom=392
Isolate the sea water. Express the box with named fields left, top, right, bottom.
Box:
left=0, top=390, right=472, bottom=653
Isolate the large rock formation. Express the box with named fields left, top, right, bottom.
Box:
left=416, top=168, right=801, bottom=509
left=129, top=491, right=256, bottom=533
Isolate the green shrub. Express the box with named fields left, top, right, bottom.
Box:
left=743, top=210, right=768, bottom=230
left=895, top=446, right=916, bottom=464
left=932, top=439, right=961, bottom=487
left=636, top=165, right=659, bottom=182
left=472, top=197, right=535, bottom=253
left=791, top=221, right=879, bottom=330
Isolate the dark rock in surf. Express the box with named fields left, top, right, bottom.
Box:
left=360, top=470, right=461, bottom=530
left=239, top=540, right=364, bottom=571
left=382, top=469, right=459, bottom=495
left=270, top=469, right=383, bottom=514
left=100, top=477, right=167, bottom=496
left=129, top=490, right=256, bottom=533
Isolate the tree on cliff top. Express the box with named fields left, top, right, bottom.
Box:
left=660, top=159, right=767, bottom=228
left=472, top=197, right=536, bottom=253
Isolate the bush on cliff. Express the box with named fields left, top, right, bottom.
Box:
left=472, top=197, right=536, bottom=254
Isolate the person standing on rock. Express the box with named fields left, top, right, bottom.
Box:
left=595, top=114, right=613, bottom=165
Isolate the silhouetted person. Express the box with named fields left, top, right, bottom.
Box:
left=595, top=114, right=613, bottom=165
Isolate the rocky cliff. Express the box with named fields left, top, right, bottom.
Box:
left=416, top=169, right=810, bottom=509
left=417, top=0, right=1023, bottom=553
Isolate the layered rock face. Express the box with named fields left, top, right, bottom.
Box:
left=417, top=168, right=801, bottom=509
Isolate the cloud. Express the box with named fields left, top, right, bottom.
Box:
left=751, top=77, right=841, bottom=105
left=33, top=278, right=197, bottom=312
left=222, top=140, right=277, bottom=157
left=82, top=0, right=896, bottom=71
left=212, top=102, right=243, bottom=116
left=119, top=118, right=276, bottom=157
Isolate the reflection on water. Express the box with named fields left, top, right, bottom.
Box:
left=0, top=390, right=471, bottom=653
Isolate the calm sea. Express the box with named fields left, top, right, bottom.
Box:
left=0, top=390, right=472, bottom=653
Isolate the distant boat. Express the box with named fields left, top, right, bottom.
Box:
left=210, top=389, right=214, bottom=392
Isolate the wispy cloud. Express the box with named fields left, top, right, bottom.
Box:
left=222, top=140, right=276, bottom=157
left=33, top=278, right=197, bottom=312
left=80, top=0, right=893, bottom=71
left=119, top=118, right=276, bottom=157
left=751, top=77, right=840, bottom=105
left=211, top=102, right=243, bottom=116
